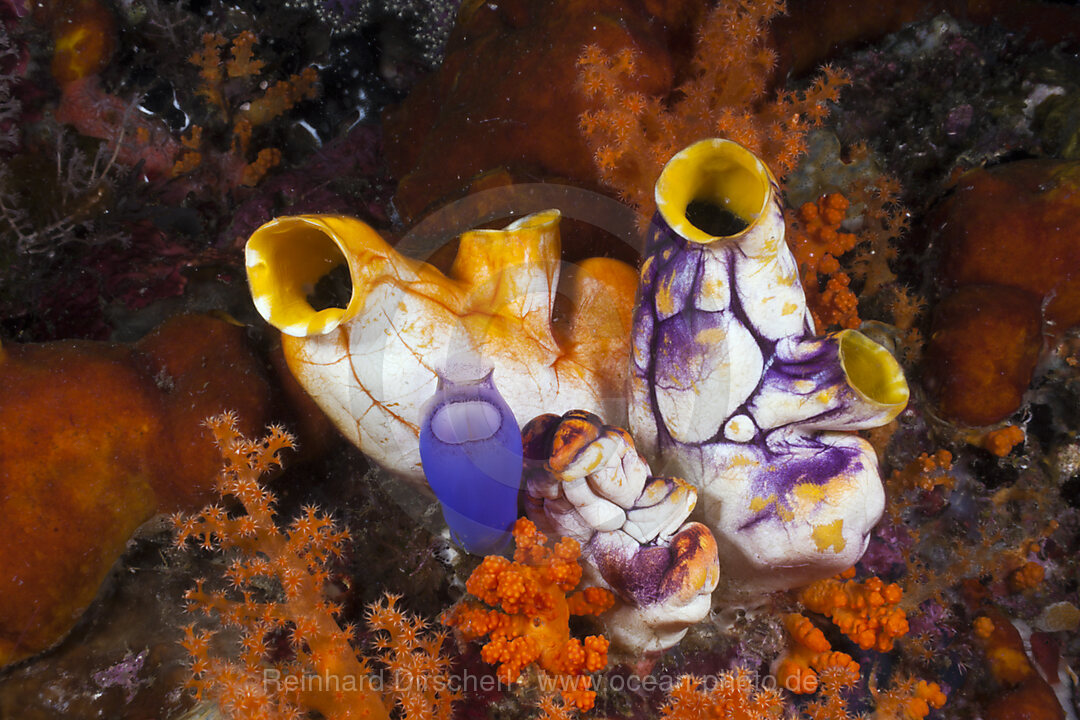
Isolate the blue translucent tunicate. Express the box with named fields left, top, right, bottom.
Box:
left=418, top=368, right=523, bottom=555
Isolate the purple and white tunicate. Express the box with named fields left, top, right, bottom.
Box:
left=630, top=139, right=909, bottom=593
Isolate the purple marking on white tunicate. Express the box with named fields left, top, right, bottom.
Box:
left=629, top=139, right=906, bottom=592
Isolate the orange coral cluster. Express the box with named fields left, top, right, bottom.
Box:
left=175, top=414, right=456, bottom=720
left=890, top=450, right=955, bottom=496
left=775, top=613, right=860, bottom=695
left=1006, top=560, right=1045, bottom=593
left=787, top=192, right=860, bottom=329
left=658, top=671, right=784, bottom=720
left=778, top=575, right=946, bottom=719
left=790, top=664, right=944, bottom=720
left=443, top=518, right=614, bottom=712
left=983, top=425, right=1026, bottom=458
left=869, top=675, right=948, bottom=720
left=175, top=30, right=319, bottom=186
left=799, top=568, right=909, bottom=653
left=576, top=0, right=848, bottom=228
left=786, top=173, right=920, bottom=337
left=654, top=664, right=944, bottom=720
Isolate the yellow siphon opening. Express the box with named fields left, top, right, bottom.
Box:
left=838, top=330, right=910, bottom=408
left=654, top=139, right=771, bottom=244
left=246, top=219, right=355, bottom=337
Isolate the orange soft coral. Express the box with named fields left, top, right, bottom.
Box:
left=787, top=193, right=861, bottom=329
left=869, top=675, right=948, bottom=720
left=890, top=450, right=956, bottom=495
left=576, top=0, right=848, bottom=228
left=984, top=425, right=1026, bottom=458
left=659, top=670, right=784, bottom=720
left=798, top=568, right=909, bottom=653
left=443, top=518, right=614, bottom=712
left=365, top=595, right=461, bottom=720
left=799, top=665, right=862, bottom=720
left=175, top=414, right=456, bottom=720
left=775, top=613, right=861, bottom=695
left=177, top=30, right=319, bottom=186
left=1006, top=560, right=1045, bottom=593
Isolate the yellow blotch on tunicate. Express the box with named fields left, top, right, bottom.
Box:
left=811, top=519, right=846, bottom=553
left=793, top=483, right=825, bottom=505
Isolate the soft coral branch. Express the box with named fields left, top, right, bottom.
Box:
left=174, top=413, right=456, bottom=720
left=576, top=0, right=848, bottom=228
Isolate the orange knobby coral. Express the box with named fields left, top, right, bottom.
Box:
left=984, top=425, right=1026, bottom=458
left=869, top=675, right=948, bottom=720
left=777, top=608, right=945, bottom=719
left=798, top=568, right=909, bottom=653
left=774, top=613, right=860, bottom=695
left=442, top=517, right=614, bottom=712
left=1006, top=560, right=1045, bottom=593
left=787, top=192, right=860, bottom=329
left=789, top=171, right=918, bottom=340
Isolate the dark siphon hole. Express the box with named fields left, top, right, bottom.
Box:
left=685, top=199, right=748, bottom=237
left=306, top=264, right=353, bottom=312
